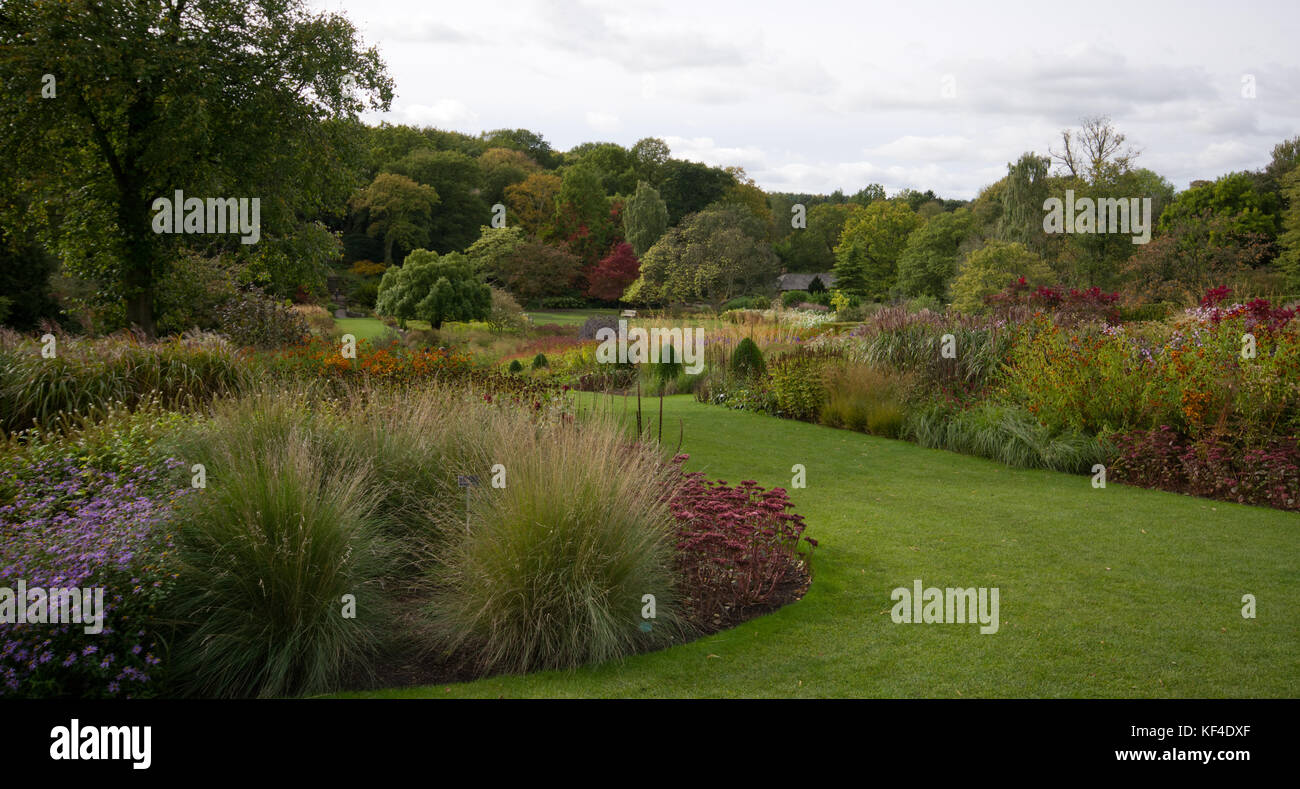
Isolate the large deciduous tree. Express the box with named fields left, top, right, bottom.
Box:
left=350, top=173, right=439, bottom=264
left=833, top=200, right=921, bottom=300
left=0, top=0, right=393, bottom=335
left=626, top=206, right=778, bottom=306
left=385, top=148, right=487, bottom=253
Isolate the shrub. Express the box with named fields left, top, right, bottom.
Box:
left=532, top=352, right=549, bottom=369
left=486, top=287, right=528, bottom=334
left=722, top=295, right=770, bottom=312
left=537, top=296, right=586, bottom=310
left=1111, top=427, right=1299, bottom=511
left=950, top=240, right=1053, bottom=314
left=729, top=336, right=766, bottom=377
left=770, top=351, right=829, bottom=421
left=666, top=464, right=815, bottom=628
left=293, top=304, right=336, bottom=337
left=425, top=417, right=686, bottom=673
left=781, top=290, right=810, bottom=307
left=508, top=359, right=523, bottom=373
left=578, top=314, right=619, bottom=341
left=215, top=287, right=309, bottom=349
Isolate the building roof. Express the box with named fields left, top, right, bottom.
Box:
left=776, top=272, right=836, bottom=291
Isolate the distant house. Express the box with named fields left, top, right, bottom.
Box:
left=775, top=273, right=835, bottom=292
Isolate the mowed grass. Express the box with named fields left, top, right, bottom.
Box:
left=525, top=308, right=618, bottom=327
left=346, top=394, right=1299, bottom=698
left=333, top=317, right=390, bottom=341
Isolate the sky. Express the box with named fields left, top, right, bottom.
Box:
left=309, top=0, right=1300, bottom=199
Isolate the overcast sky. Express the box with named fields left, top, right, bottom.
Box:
left=310, top=0, right=1300, bottom=199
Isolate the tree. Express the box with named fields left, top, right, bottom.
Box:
left=999, top=153, right=1052, bottom=251
left=1050, top=115, right=1139, bottom=184
left=478, top=128, right=560, bottom=169
left=0, top=0, right=393, bottom=335
left=485, top=241, right=583, bottom=306
left=896, top=208, right=974, bottom=299
left=552, top=163, right=616, bottom=266
left=1121, top=212, right=1276, bottom=305
left=504, top=172, right=562, bottom=239
left=950, top=240, right=1053, bottom=313
left=833, top=201, right=921, bottom=299
left=776, top=202, right=855, bottom=272
left=1262, top=136, right=1300, bottom=196
left=850, top=184, right=886, bottom=206
left=465, top=226, right=526, bottom=276
left=631, top=137, right=671, bottom=185
left=622, top=181, right=669, bottom=256
left=375, top=249, right=489, bottom=329
left=349, top=173, right=439, bottom=264
left=658, top=159, right=736, bottom=224
left=568, top=142, right=637, bottom=195
left=587, top=242, right=640, bottom=301
left=385, top=149, right=487, bottom=253
left=1270, top=167, right=1300, bottom=295
left=478, top=147, right=540, bottom=206
left=626, top=206, right=778, bottom=306
left=1159, top=172, right=1282, bottom=241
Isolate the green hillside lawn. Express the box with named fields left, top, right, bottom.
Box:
left=526, top=308, right=619, bottom=327
left=345, top=394, right=1299, bottom=698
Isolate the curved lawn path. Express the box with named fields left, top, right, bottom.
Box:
left=353, top=394, right=1299, bottom=698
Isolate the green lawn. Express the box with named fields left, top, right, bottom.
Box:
left=332, top=317, right=390, bottom=341
left=526, top=308, right=619, bottom=327
left=345, top=394, right=1299, bottom=698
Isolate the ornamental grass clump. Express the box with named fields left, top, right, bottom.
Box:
left=168, top=396, right=395, bottom=698
left=425, top=414, right=687, bottom=674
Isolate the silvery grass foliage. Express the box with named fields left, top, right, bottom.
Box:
left=166, top=381, right=684, bottom=695
left=425, top=411, right=687, bottom=674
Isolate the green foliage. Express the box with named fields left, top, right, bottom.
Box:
left=1278, top=168, right=1300, bottom=295
left=1158, top=172, right=1283, bottom=241
left=216, top=287, right=311, bottom=349
left=0, top=0, right=394, bottom=333
left=950, top=240, right=1053, bottom=313
left=508, top=359, right=524, bottom=373
left=770, top=352, right=828, bottom=421
left=833, top=201, right=921, bottom=299
left=425, top=417, right=685, bottom=674
left=384, top=148, right=488, bottom=254
left=903, top=400, right=1110, bottom=473
left=623, top=181, right=670, bottom=256
left=532, top=352, right=549, bottom=369
left=998, top=153, right=1052, bottom=252
left=375, top=249, right=490, bottom=329
left=169, top=398, right=394, bottom=698
left=628, top=206, right=778, bottom=305
left=728, top=335, right=764, bottom=379
left=896, top=208, right=974, bottom=299
left=775, top=203, right=855, bottom=273
left=351, top=173, right=440, bottom=264
left=781, top=290, right=811, bottom=307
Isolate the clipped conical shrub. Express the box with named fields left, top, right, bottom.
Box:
left=730, top=337, right=766, bottom=377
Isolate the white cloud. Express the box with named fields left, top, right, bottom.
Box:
left=388, top=100, right=480, bottom=130
left=585, top=111, right=621, bottom=133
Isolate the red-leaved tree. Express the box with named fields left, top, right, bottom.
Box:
left=586, top=242, right=640, bottom=302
